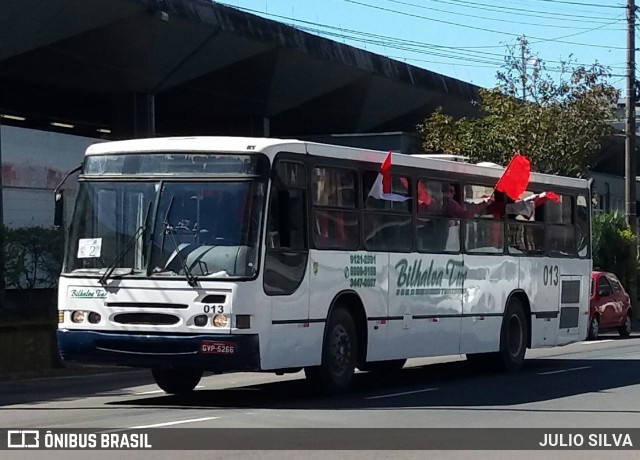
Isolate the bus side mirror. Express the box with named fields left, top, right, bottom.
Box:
left=54, top=191, right=64, bottom=227
left=52, top=163, right=82, bottom=228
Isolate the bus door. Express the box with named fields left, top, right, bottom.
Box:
left=263, top=160, right=312, bottom=369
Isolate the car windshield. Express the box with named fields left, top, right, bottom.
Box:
left=64, top=180, right=266, bottom=279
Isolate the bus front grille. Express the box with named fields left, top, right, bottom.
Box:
left=113, top=313, right=180, bottom=325
left=105, top=302, right=188, bottom=309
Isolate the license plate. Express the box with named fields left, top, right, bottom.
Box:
left=200, top=340, right=235, bottom=355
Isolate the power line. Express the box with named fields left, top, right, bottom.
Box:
left=520, top=0, right=624, bottom=9
left=344, top=0, right=626, bottom=49
left=226, top=3, right=627, bottom=72
left=374, top=0, right=623, bottom=30
left=427, top=0, right=623, bottom=21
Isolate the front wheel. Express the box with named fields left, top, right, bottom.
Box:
left=305, top=307, right=357, bottom=395
left=152, top=368, right=203, bottom=394
left=618, top=313, right=632, bottom=338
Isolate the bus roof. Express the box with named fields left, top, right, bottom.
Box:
left=85, top=136, right=589, bottom=190
left=85, top=136, right=307, bottom=156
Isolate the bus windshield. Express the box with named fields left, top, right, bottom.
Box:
left=64, top=179, right=266, bottom=279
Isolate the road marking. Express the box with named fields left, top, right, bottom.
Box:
left=135, top=385, right=204, bottom=395
left=366, top=388, right=438, bottom=400
left=581, top=340, right=613, bottom=345
left=130, top=416, right=219, bottom=428
left=538, top=366, right=591, bottom=375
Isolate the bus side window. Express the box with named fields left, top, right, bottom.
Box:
left=268, top=188, right=307, bottom=251
left=264, top=159, right=309, bottom=296
left=312, top=166, right=359, bottom=250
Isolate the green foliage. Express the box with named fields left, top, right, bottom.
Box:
left=592, top=211, right=638, bottom=289
left=1, top=225, right=64, bottom=290
left=417, top=36, right=619, bottom=178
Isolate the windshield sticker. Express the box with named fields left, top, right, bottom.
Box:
left=77, top=238, right=102, bottom=258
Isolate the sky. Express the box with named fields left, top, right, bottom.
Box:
left=219, top=0, right=631, bottom=93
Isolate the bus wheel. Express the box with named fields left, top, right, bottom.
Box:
left=305, top=307, right=357, bottom=395
left=151, top=368, right=203, bottom=394
left=498, top=297, right=528, bottom=372
left=358, top=359, right=406, bottom=373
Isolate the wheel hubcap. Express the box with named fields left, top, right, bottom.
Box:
left=329, top=325, right=351, bottom=376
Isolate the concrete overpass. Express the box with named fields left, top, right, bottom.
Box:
left=0, top=0, right=481, bottom=140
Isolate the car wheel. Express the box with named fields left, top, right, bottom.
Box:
left=618, top=313, right=632, bottom=338
left=588, top=316, right=599, bottom=341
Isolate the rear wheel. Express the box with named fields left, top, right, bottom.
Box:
left=618, top=313, right=632, bottom=338
left=588, top=316, right=600, bottom=341
left=475, top=297, right=529, bottom=372
left=498, top=298, right=528, bottom=372
left=152, top=368, right=203, bottom=394
left=305, top=307, right=357, bottom=395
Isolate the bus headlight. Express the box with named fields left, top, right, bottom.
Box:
left=212, top=314, right=228, bottom=328
left=71, top=311, right=86, bottom=323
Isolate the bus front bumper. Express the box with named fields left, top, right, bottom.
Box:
left=57, top=329, right=260, bottom=372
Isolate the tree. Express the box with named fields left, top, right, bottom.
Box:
left=592, top=211, right=638, bottom=291
left=2, top=226, right=64, bottom=290
left=417, top=37, right=620, bottom=178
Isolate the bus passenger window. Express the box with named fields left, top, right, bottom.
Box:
left=576, top=195, right=590, bottom=258
left=363, top=171, right=411, bottom=213
left=416, top=179, right=459, bottom=252
left=268, top=189, right=307, bottom=251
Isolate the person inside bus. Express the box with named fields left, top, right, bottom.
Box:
left=443, top=184, right=493, bottom=218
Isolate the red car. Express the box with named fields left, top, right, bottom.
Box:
left=588, top=271, right=633, bottom=340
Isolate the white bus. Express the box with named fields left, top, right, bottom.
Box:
left=56, top=137, right=591, bottom=394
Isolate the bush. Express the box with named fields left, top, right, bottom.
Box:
left=1, top=225, right=64, bottom=290
left=592, top=211, right=638, bottom=289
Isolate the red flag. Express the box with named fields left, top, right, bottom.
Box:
left=417, top=181, right=432, bottom=206
left=532, top=191, right=560, bottom=207
left=368, top=151, right=411, bottom=202
left=399, top=177, right=432, bottom=207
left=494, top=153, right=531, bottom=200
left=380, top=151, right=392, bottom=193
left=506, top=191, right=561, bottom=218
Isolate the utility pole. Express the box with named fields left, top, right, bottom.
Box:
left=521, top=44, right=527, bottom=102
left=625, top=0, right=637, bottom=308
left=0, top=116, right=5, bottom=308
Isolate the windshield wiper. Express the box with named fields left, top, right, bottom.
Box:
left=163, top=220, right=199, bottom=287
left=160, top=195, right=198, bottom=287
left=98, top=202, right=152, bottom=286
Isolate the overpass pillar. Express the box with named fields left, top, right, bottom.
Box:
left=112, top=93, right=156, bottom=139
